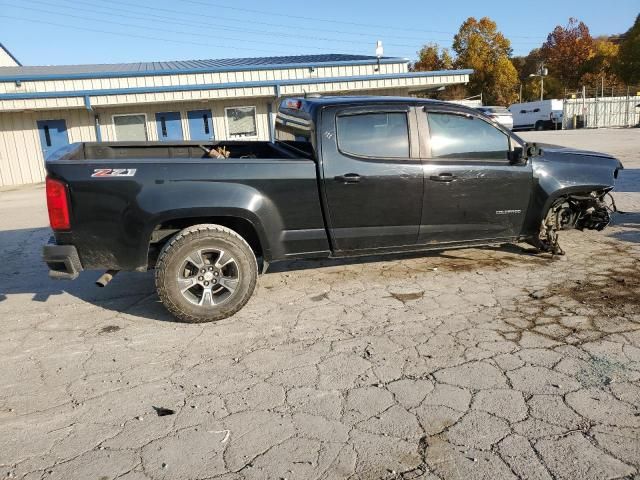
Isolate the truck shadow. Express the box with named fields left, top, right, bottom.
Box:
left=609, top=212, right=640, bottom=244
left=615, top=168, right=640, bottom=193
left=0, top=226, right=550, bottom=323
left=1, top=222, right=637, bottom=323
left=0, top=226, right=173, bottom=321
left=266, top=243, right=546, bottom=274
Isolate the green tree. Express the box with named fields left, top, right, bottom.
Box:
left=541, top=18, right=594, bottom=89
left=616, top=14, right=640, bottom=85
left=412, top=43, right=453, bottom=71
left=452, top=16, right=519, bottom=105
left=526, top=75, right=563, bottom=101
left=512, top=48, right=543, bottom=81
left=512, top=48, right=557, bottom=101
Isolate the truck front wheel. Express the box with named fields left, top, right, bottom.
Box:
left=155, top=224, right=258, bottom=323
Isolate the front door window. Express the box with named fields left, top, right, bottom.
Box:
left=427, top=112, right=510, bottom=161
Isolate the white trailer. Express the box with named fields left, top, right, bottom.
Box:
left=509, top=100, right=564, bottom=131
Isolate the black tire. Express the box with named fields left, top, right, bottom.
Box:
left=534, top=121, right=544, bottom=131
left=155, top=224, right=257, bottom=323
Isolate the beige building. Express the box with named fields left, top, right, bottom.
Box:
left=0, top=47, right=472, bottom=187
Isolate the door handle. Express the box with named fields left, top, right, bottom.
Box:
left=335, top=173, right=361, bottom=184
left=429, top=173, right=457, bottom=182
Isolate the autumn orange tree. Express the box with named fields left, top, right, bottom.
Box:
left=541, top=18, right=594, bottom=89
left=412, top=43, right=453, bottom=71
left=452, top=17, right=519, bottom=105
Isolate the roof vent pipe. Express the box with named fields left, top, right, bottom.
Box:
left=375, top=41, right=384, bottom=72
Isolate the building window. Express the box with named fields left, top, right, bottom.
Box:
left=113, top=114, right=148, bottom=141
left=225, top=106, right=257, bottom=138
left=336, top=112, right=409, bottom=158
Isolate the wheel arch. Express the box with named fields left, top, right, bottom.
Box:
left=522, top=182, right=613, bottom=239
left=147, top=212, right=268, bottom=268
left=539, top=184, right=613, bottom=221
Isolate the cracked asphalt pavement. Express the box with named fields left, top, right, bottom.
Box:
left=1, top=128, right=639, bottom=479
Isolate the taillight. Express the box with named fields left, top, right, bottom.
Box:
left=284, top=99, right=302, bottom=109
left=46, top=176, right=71, bottom=230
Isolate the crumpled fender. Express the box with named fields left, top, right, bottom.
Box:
left=522, top=147, right=622, bottom=235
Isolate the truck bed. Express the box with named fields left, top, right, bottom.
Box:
left=58, top=141, right=306, bottom=162
left=45, top=140, right=328, bottom=271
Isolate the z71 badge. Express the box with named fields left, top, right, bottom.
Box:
left=91, top=168, right=137, bottom=177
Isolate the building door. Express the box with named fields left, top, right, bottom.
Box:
left=187, top=109, right=214, bottom=140
left=37, top=119, right=69, bottom=159
left=155, top=112, right=183, bottom=141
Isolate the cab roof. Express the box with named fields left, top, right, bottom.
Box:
left=292, top=95, right=451, bottom=107
left=279, top=95, right=476, bottom=118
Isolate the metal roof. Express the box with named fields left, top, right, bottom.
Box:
left=0, top=53, right=407, bottom=81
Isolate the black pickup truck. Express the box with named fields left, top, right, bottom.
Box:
left=43, top=96, right=623, bottom=322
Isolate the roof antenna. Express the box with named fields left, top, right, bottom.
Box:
left=375, top=40, right=384, bottom=72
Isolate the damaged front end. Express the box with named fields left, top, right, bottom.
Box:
left=527, top=143, right=623, bottom=255
left=534, top=190, right=614, bottom=255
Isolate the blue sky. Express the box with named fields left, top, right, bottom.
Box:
left=1, top=0, right=638, bottom=65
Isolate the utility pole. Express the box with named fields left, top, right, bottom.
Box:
left=529, top=63, right=548, bottom=101
left=519, top=83, right=522, bottom=103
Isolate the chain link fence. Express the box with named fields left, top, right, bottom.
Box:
left=562, top=86, right=640, bottom=129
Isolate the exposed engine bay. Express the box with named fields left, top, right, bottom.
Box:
left=534, top=190, right=614, bottom=255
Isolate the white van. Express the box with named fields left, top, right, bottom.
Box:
left=475, top=106, right=514, bottom=130
left=509, top=100, right=564, bottom=131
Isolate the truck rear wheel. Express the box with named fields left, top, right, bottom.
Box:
left=155, top=224, right=258, bottom=323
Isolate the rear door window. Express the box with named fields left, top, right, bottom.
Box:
left=336, top=112, right=409, bottom=158
left=427, top=112, right=509, bottom=161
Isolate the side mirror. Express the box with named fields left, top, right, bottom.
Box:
left=526, top=143, right=542, bottom=157
left=509, top=146, right=527, bottom=165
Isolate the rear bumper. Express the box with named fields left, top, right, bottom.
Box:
left=43, top=238, right=83, bottom=280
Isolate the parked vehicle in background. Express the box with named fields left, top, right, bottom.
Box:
left=43, top=96, right=622, bottom=323
left=475, top=106, right=514, bottom=130
left=509, top=99, right=563, bottom=131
